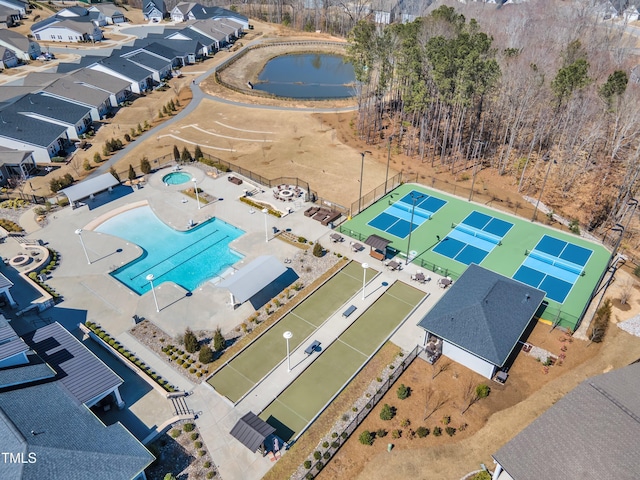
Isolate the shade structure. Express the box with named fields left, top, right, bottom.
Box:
left=364, top=234, right=391, bottom=251
left=217, top=255, right=287, bottom=304
left=229, top=412, right=276, bottom=452
left=61, top=172, right=119, bottom=204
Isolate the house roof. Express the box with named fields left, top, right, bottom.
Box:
left=11, top=93, right=91, bottom=125
left=0, top=353, right=55, bottom=389
left=0, top=0, right=25, bottom=11
left=0, top=147, right=32, bottom=165
left=168, top=26, right=215, bottom=45
left=208, top=5, right=248, bottom=23
left=68, top=68, right=131, bottom=94
left=173, top=1, right=194, bottom=14
left=123, top=50, right=171, bottom=71
left=0, top=86, right=37, bottom=103
left=218, top=256, right=287, bottom=304
left=229, top=412, right=276, bottom=452
left=0, top=5, right=20, bottom=17
left=55, top=54, right=105, bottom=74
left=0, top=316, right=15, bottom=342
left=0, top=108, right=67, bottom=148
left=97, top=57, right=153, bottom=82
left=0, top=272, right=12, bottom=289
left=188, top=19, right=227, bottom=41
left=61, top=172, right=119, bottom=203
left=138, top=37, right=202, bottom=56
left=21, top=72, right=64, bottom=87
left=31, top=16, right=59, bottom=32
left=0, top=337, right=28, bottom=362
left=417, top=264, right=545, bottom=367
left=0, top=29, right=31, bottom=52
left=0, top=380, right=154, bottom=480
left=365, top=234, right=392, bottom=251
left=58, top=5, right=89, bottom=16
left=493, top=362, right=640, bottom=480
left=22, top=322, right=122, bottom=405
left=89, top=3, right=124, bottom=16
left=43, top=78, right=110, bottom=108
left=137, top=41, right=180, bottom=60
left=209, top=19, right=236, bottom=36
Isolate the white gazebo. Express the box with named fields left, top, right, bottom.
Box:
left=60, top=172, right=119, bottom=208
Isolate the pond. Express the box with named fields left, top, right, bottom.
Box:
left=253, top=53, right=356, bottom=99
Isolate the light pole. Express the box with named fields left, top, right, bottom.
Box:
left=283, top=331, right=292, bottom=372
left=405, top=193, right=426, bottom=265
left=384, top=136, right=394, bottom=194
left=192, top=178, right=201, bottom=209
left=358, top=150, right=372, bottom=215
left=262, top=208, right=269, bottom=243
left=361, top=262, right=369, bottom=300
left=75, top=229, right=91, bottom=265
left=146, top=273, right=159, bottom=312
left=531, top=156, right=555, bottom=222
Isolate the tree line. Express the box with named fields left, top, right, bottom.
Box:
left=346, top=2, right=640, bottom=235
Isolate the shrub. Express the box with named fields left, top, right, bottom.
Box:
left=569, top=218, right=580, bottom=235
left=445, top=426, right=456, bottom=436
left=313, top=451, right=321, bottom=460
left=316, top=461, right=323, bottom=471
left=323, top=452, right=330, bottom=460
left=470, top=472, right=492, bottom=480
left=476, top=384, right=491, bottom=400
left=93, top=152, right=102, bottom=163
left=397, top=383, right=410, bottom=400
left=331, top=441, right=339, bottom=448
left=203, top=461, right=211, bottom=468
left=305, top=474, right=313, bottom=480
left=183, top=423, right=195, bottom=432
left=194, top=441, right=203, bottom=448
left=331, top=432, right=338, bottom=438
left=140, top=156, right=152, bottom=174
left=313, top=242, right=323, bottom=257
left=49, top=173, right=74, bottom=193
left=416, top=426, right=429, bottom=438
left=379, top=403, right=395, bottom=421
left=124, top=133, right=132, bottom=142
left=400, top=418, right=410, bottom=428
left=304, top=460, right=312, bottom=469
left=391, top=429, right=401, bottom=439
left=184, top=328, right=198, bottom=353
left=589, top=298, right=612, bottom=343
left=199, top=345, right=213, bottom=363
left=442, top=416, right=450, bottom=425
left=206, top=472, right=215, bottom=479
left=322, top=441, right=329, bottom=448
left=433, top=426, right=442, bottom=436
left=358, top=430, right=373, bottom=445
left=213, top=327, right=225, bottom=351
left=341, top=432, right=348, bottom=439
left=198, top=450, right=206, bottom=457
left=298, top=236, right=307, bottom=243
left=58, top=197, right=70, bottom=207
left=170, top=429, right=181, bottom=438
left=376, top=428, right=386, bottom=438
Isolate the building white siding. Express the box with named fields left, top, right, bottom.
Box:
left=0, top=136, right=62, bottom=163
left=442, top=341, right=496, bottom=379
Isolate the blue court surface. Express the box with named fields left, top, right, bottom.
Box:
left=433, top=211, right=513, bottom=265
left=513, top=235, right=593, bottom=303
left=367, top=190, right=447, bottom=239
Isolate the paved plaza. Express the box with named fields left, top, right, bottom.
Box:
left=1, top=166, right=455, bottom=480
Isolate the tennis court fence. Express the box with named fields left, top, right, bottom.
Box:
left=298, top=345, right=420, bottom=479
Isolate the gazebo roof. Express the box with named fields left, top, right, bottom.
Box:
left=229, top=412, right=276, bottom=452
left=364, top=234, right=391, bottom=251
left=217, top=256, right=287, bottom=304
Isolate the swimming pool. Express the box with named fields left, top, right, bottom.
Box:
left=95, top=206, right=244, bottom=294
left=162, top=171, right=192, bottom=185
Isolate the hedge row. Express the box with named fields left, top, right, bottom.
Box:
left=239, top=196, right=282, bottom=217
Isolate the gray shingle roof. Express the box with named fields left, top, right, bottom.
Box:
left=230, top=412, right=276, bottom=452
left=11, top=92, right=91, bottom=125
left=168, top=26, right=214, bottom=46
left=0, top=108, right=67, bottom=147
left=0, top=337, right=28, bottom=361
left=0, top=29, right=30, bottom=52
left=68, top=68, right=130, bottom=94
left=0, top=380, right=154, bottom=480
left=0, top=353, right=55, bottom=389
left=98, top=57, right=153, bottom=82
left=0, top=272, right=12, bottom=289
left=0, top=147, right=32, bottom=166
left=136, top=41, right=178, bottom=60
left=22, top=322, right=122, bottom=405
left=417, top=264, right=545, bottom=367
left=123, top=50, right=171, bottom=71
left=493, top=362, right=640, bottom=480
left=43, top=78, right=109, bottom=108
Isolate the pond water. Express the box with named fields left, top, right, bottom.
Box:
left=253, top=53, right=356, bottom=99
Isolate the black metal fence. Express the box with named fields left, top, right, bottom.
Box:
left=299, top=345, right=420, bottom=479
left=350, top=172, right=404, bottom=216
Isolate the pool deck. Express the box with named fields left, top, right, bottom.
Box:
left=1, top=165, right=455, bottom=480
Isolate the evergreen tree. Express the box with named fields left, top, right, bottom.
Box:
left=194, top=145, right=203, bottom=161
left=213, top=327, right=225, bottom=351
left=184, top=328, right=198, bottom=353
left=173, top=145, right=180, bottom=160
left=181, top=147, right=192, bottom=162
left=110, top=166, right=120, bottom=183
left=128, top=164, right=136, bottom=181
left=140, top=156, right=151, bottom=174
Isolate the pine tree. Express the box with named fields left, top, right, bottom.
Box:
left=173, top=145, right=180, bottom=160
left=194, top=145, right=203, bottom=161
left=181, top=147, right=192, bottom=162
left=184, top=328, right=198, bottom=353
left=140, top=156, right=151, bottom=174
left=128, top=164, right=136, bottom=181
left=213, top=327, right=225, bottom=351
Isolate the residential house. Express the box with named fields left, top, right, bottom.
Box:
left=41, top=77, right=110, bottom=121
left=0, top=317, right=154, bottom=480
left=143, top=0, right=166, bottom=22
left=170, top=3, right=249, bottom=28
left=0, top=45, right=17, bottom=69
left=417, top=264, right=546, bottom=379
left=119, top=46, right=173, bottom=83
left=164, top=27, right=214, bottom=56
left=0, top=146, right=36, bottom=185
left=10, top=92, right=93, bottom=141
left=0, top=29, right=40, bottom=60
left=137, top=41, right=183, bottom=68
left=67, top=68, right=131, bottom=107
left=88, top=2, right=126, bottom=24
left=492, top=362, right=640, bottom=480
left=89, top=57, right=154, bottom=93
left=0, top=0, right=27, bottom=18
left=0, top=109, right=69, bottom=163
left=137, top=36, right=203, bottom=64
left=208, top=5, right=249, bottom=29
left=216, top=19, right=243, bottom=39
left=0, top=5, right=21, bottom=28
left=31, top=16, right=104, bottom=43
left=186, top=19, right=230, bottom=50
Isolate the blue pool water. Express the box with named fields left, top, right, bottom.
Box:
left=95, top=206, right=244, bottom=294
left=162, top=171, right=192, bottom=185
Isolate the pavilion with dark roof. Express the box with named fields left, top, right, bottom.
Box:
left=417, top=264, right=545, bottom=379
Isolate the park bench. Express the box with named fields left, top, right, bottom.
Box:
left=304, top=340, right=321, bottom=355
left=342, top=305, right=357, bottom=318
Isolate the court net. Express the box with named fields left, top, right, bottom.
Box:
left=527, top=249, right=584, bottom=275
left=394, top=201, right=432, bottom=220
left=452, top=223, right=501, bottom=245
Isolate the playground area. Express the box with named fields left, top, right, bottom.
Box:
left=340, top=184, right=611, bottom=330
left=207, top=261, right=377, bottom=403
left=258, top=281, right=425, bottom=441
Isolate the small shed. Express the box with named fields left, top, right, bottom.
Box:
left=229, top=412, right=276, bottom=454
left=364, top=234, right=392, bottom=261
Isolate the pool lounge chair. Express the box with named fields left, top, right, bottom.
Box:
left=321, top=211, right=341, bottom=226
left=304, top=207, right=319, bottom=217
